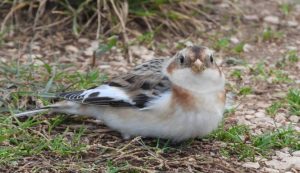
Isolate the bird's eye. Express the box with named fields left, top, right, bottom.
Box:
left=179, top=55, right=184, bottom=64
left=210, top=55, right=213, bottom=63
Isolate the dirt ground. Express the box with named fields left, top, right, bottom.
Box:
left=0, top=0, right=300, bottom=172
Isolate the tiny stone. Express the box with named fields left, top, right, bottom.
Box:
left=113, top=55, right=125, bottom=61
left=292, top=151, right=300, bottom=157
left=34, top=59, right=44, bottom=66
left=255, top=111, right=265, bottom=118
left=91, top=40, right=99, bottom=49
left=5, top=42, right=14, bottom=47
left=98, top=65, right=111, bottom=69
left=245, top=115, right=255, bottom=120
left=232, top=65, right=247, bottom=71
left=255, top=156, right=268, bottom=162
left=273, top=92, right=286, bottom=98
left=265, top=160, right=288, bottom=170
left=84, top=48, right=94, bottom=56
left=253, top=129, right=263, bottom=135
left=118, top=67, right=128, bottom=73
left=31, top=44, right=40, bottom=51
left=22, top=54, right=42, bottom=60
left=264, top=16, right=280, bottom=25
left=188, top=158, right=196, bottom=162
left=184, top=41, right=194, bottom=47
left=243, top=44, right=252, bottom=52
left=237, top=117, right=252, bottom=126
left=287, top=21, right=298, bottom=27
left=242, top=162, right=260, bottom=169
left=244, top=15, right=259, bottom=21
left=286, top=46, right=297, bottom=51
left=65, top=45, right=79, bottom=53
left=281, top=147, right=290, bottom=153
left=252, top=116, right=273, bottom=124
left=141, top=54, right=155, bottom=61
left=295, top=126, right=300, bottom=132
left=10, top=161, right=18, bottom=166
left=110, top=61, right=126, bottom=66
left=282, top=156, right=300, bottom=169
left=249, top=124, right=257, bottom=129
left=245, top=110, right=256, bottom=114
left=289, top=115, right=299, bottom=123
left=219, top=2, right=230, bottom=8
left=275, top=151, right=290, bottom=159
left=263, top=167, right=280, bottom=173
left=78, top=38, right=89, bottom=43
left=275, top=114, right=286, bottom=122
left=230, top=37, right=240, bottom=44
left=256, top=102, right=270, bottom=108
left=131, top=45, right=149, bottom=56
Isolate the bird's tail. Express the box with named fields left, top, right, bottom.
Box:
left=14, top=101, right=80, bottom=118
left=14, top=106, right=52, bottom=118
left=14, top=102, right=65, bottom=118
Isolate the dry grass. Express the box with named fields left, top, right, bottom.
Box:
left=0, top=0, right=216, bottom=37
left=0, top=0, right=219, bottom=63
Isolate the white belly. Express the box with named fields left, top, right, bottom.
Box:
left=97, top=93, right=224, bottom=141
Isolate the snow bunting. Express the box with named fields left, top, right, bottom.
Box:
left=16, top=45, right=226, bottom=141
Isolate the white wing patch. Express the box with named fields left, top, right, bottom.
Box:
left=81, top=85, right=134, bottom=104
left=140, top=91, right=171, bottom=111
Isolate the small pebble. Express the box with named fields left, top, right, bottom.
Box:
left=255, top=111, right=265, bottom=118
left=264, top=16, right=280, bottom=25
left=289, top=115, right=299, bottom=123
left=292, top=151, right=300, bottom=157
left=65, top=45, right=79, bottom=53
left=242, top=162, right=260, bottom=169
left=286, top=21, right=298, bottom=27
left=244, top=15, right=259, bottom=21
left=263, top=167, right=280, bottom=173
left=275, top=114, right=286, bottom=123
left=275, top=151, right=290, bottom=159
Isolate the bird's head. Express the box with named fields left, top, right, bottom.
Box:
left=164, top=45, right=225, bottom=93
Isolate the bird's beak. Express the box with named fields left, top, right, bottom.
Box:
left=192, top=59, right=205, bottom=73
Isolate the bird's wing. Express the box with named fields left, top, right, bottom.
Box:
left=58, top=58, right=171, bottom=108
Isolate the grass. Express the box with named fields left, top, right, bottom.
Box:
left=286, top=50, right=299, bottom=63
left=287, top=89, right=300, bottom=116
left=209, top=124, right=300, bottom=161
left=262, top=28, right=284, bottom=42
left=276, top=50, right=299, bottom=68
left=214, top=38, right=230, bottom=51
left=280, top=3, right=293, bottom=16
left=0, top=115, right=87, bottom=164
left=234, top=43, right=245, bottom=53
left=0, top=0, right=210, bottom=39
left=0, top=57, right=108, bottom=165
left=266, top=101, right=283, bottom=116
left=238, top=86, right=252, bottom=96
left=250, top=61, right=294, bottom=84
left=266, top=89, right=300, bottom=117
left=230, top=69, right=243, bottom=80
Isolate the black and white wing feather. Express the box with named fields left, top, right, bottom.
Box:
left=58, top=58, right=171, bottom=109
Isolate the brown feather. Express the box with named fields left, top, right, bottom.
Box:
left=171, top=85, right=197, bottom=110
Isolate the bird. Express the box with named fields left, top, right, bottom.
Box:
left=15, top=45, right=226, bottom=141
